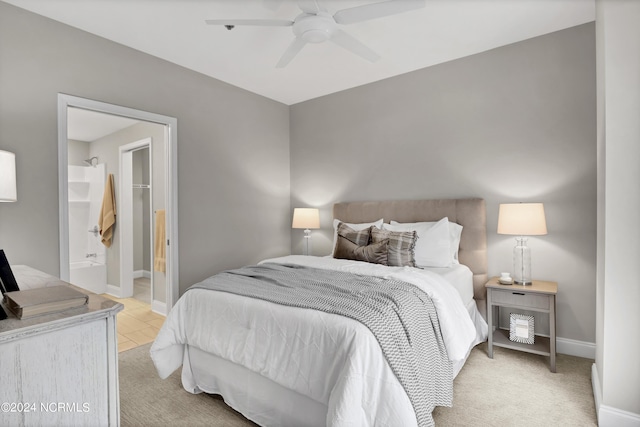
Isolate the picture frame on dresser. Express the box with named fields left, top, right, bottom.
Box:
left=0, top=249, right=20, bottom=293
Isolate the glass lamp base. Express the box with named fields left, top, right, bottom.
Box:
left=303, top=229, right=311, bottom=256
left=513, top=237, right=532, bottom=285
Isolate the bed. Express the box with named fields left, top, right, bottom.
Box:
left=150, top=198, right=489, bottom=427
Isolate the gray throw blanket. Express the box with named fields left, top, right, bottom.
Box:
left=189, top=262, right=453, bottom=427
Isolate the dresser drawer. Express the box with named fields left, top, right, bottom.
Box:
left=490, top=289, right=551, bottom=310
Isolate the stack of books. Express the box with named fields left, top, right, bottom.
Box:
left=3, top=285, right=88, bottom=319
left=0, top=249, right=89, bottom=320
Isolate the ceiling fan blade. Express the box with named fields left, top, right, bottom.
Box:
left=276, top=38, right=307, bottom=68
left=205, top=19, right=293, bottom=27
left=333, top=0, right=425, bottom=25
left=297, top=0, right=327, bottom=14
left=329, top=29, right=380, bottom=63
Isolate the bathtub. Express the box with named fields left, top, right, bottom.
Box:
left=69, top=260, right=107, bottom=294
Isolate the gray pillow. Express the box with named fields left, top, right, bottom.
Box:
left=370, top=226, right=417, bottom=267
left=334, top=222, right=371, bottom=251
left=333, top=235, right=389, bottom=265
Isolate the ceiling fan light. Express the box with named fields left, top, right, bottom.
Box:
left=302, top=29, right=331, bottom=43
left=293, top=12, right=335, bottom=43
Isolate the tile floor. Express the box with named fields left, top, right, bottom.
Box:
left=101, top=278, right=165, bottom=353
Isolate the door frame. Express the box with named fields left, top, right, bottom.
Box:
left=57, top=93, right=179, bottom=314
left=119, top=138, right=153, bottom=300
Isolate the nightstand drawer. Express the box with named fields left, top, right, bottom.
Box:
left=491, top=289, right=550, bottom=310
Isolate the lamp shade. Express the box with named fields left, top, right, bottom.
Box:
left=292, top=208, right=320, bottom=229
left=0, top=150, right=17, bottom=202
left=497, top=203, right=547, bottom=236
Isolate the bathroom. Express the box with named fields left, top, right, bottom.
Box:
left=65, top=106, right=167, bottom=312
left=67, top=156, right=107, bottom=294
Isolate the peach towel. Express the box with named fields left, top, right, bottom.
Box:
left=154, top=209, right=166, bottom=273
left=98, top=174, right=116, bottom=248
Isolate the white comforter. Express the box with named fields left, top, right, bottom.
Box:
left=150, top=255, right=478, bottom=426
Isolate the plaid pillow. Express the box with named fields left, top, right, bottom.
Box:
left=335, top=222, right=371, bottom=248
left=333, top=236, right=389, bottom=265
left=370, top=226, right=417, bottom=267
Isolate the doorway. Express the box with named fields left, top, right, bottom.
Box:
left=57, top=94, right=179, bottom=315
left=120, top=140, right=153, bottom=305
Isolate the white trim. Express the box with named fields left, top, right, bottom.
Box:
left=57, top=93, right=179, bottom=310
left=106, top=284, right=122, bottom=298
left=592, top=363, right=640, bottom=426
left=57, top=101, right=70, bottom=281
left=119, top=147, right=133, bottom=297
left=119, top=138, right=152, bottom=298
left=592, top=363, right=603, bottom=420
left=557, top=337, right=596, bottom=359
left=151, top=299, right=167, bottom=316
left=165, top=121, right=179, bottom=310
left=598, top=406, right=640, bottom=426
left=133, top=270, right=151, bottom=279
left=145, top=143, right=155, bottom=303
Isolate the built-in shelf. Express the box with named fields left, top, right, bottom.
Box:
left=133, top=184, right=150, bottom=189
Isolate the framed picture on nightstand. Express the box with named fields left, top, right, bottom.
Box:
left=510, top=313, right=535, bottom=344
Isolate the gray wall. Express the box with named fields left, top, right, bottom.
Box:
left=290, top=24, right=596, bottom=345
left=0, top=2, right=291, bottom=295
left=0, top=2, right=598, bottom=350
left=67, top=139, right=90, bottom=166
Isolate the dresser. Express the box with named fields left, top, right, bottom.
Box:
left=0, top=265, right=123, bottom=426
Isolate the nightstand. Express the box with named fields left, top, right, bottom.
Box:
left=486, top=277, right=558, bottom=372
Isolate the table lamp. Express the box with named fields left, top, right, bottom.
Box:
left=497, top=203, right=547, bottom=285
left=292, top=208, right=320, bottom=256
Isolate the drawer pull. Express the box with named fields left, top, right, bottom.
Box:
left=512, top=292, right=526, bottom=295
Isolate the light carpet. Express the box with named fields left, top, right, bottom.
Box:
left=119, top=342, right=597, bottom=426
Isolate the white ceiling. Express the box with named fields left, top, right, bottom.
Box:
left=67, top=107, right=140, bottom=142
left=4, top=0, right=595, bottom=105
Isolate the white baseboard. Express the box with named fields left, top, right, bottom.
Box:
left=592, top=363, right=603, bottom=417
left=557, top=336, right=596, bottom=359
left=599, top=406, right=640, bottom=426
left=152, top=299, right=167, bottom=316
left=592, top=363, right=640, bottom=426
left=106, top=284, right=121, bottom=298
left=133, top=270, right=151, bottom=279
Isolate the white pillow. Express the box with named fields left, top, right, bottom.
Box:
left=384, top=218, right=452, bottom=268
left=332, top=218, right=384, bottom=254
left=390, top=218, right=463, bottom=263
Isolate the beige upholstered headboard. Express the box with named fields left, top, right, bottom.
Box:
left=333, top=198, right=488, bottom=301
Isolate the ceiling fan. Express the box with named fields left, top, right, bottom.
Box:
left=206, top=0, right=425, bottom=68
